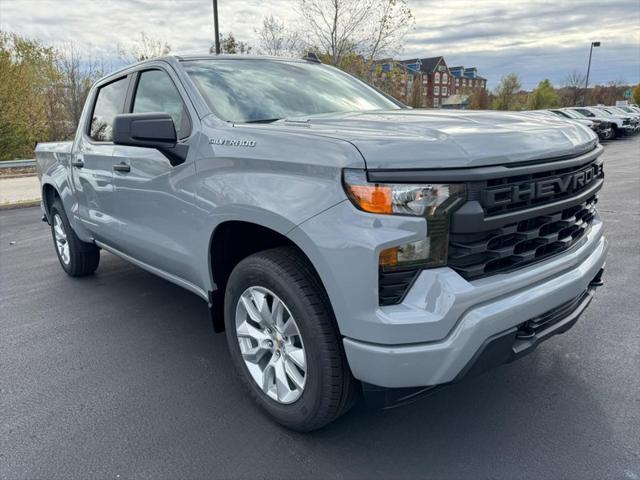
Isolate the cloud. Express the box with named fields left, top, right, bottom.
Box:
left=1, top=0, right=638, bottom=89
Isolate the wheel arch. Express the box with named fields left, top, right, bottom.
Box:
left=41, top=182, right=60, bottom=221
left=207, top=219, right=330, bottom=333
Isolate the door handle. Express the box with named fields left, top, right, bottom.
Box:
left=71, top=159, right=84, bottom=168
left=113, top=163, right=131, bottom=173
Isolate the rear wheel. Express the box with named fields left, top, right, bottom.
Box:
left=224, top=247, right=359, bottom=431
left=50, top=198, right=100, bottom=276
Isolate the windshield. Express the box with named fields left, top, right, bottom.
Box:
left=611, top=107, right=633, bottom=115
left=182, top=59, right=402, bottom=123
left=596, top=107, right=616, bottom=115
left=574, top=108, right=594, bottom=117
left=559, top=109, right=579, bottom=119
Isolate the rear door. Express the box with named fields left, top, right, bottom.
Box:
left=111, top=66, right=201, bottom=286
left=72, top=75, right=130, bottom=244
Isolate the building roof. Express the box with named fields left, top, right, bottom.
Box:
left=450, top=65, right=486, bottom=80
left=398, top=56, right=446, bottom=74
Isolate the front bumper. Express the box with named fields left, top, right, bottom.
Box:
left=342, top=223, right=608, bottom=389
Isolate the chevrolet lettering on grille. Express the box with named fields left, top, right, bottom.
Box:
left=482, top=163, right=603, bottom=208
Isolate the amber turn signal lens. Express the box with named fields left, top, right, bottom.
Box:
left=379, top=246, right=399, bottom=268
left=346, top=185, right=393, bottom=214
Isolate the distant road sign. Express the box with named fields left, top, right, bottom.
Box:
left=624, top=89, right=632, bottom=98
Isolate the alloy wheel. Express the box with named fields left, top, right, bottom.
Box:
left=53, top=214, right=70, bottom=265
left=235, top=286, right=307, bottom=404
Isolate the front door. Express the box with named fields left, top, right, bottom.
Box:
left=111, top=67, right=201, bottom=287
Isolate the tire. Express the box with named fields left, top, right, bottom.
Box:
left=601, top=128, right=615, bottom=141
left=50, top=198, right=100, bottom=276
left=224, top=247, right=359, bottom=431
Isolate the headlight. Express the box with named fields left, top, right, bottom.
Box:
left=342, top=169, right=466, bottom=269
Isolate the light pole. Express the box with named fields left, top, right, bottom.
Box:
left=584, top=41, right=600, bottom=104
left=212, top=0, right=220, bottom=54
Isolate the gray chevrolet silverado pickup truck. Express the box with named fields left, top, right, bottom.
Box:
left=35, top=55, right=608, bottom=431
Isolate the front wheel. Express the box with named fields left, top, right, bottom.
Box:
left=601, top=128, right=615, bottom=141
left=224, top=247, right=358, bottom=431
left=50, top=198, right=100, bottom=276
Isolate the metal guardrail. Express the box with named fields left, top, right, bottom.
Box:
left=0, top=159, right=36, bottom=168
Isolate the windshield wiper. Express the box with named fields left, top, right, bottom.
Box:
left=244, top=118, right=283, bottom=124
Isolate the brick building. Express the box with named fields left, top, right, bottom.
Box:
left=449, top=66, right=487, bottom=94
left=373, top=56, right=487, bottom=108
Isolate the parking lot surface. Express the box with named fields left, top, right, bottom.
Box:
left=1, top=136, right=639, bottom=480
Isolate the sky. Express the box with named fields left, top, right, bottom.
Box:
left=1, top=0, right=639, bottom=89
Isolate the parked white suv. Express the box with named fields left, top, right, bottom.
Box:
left=568, top=107, right=635, bottom=138
left=551, top=109, right=613, bottom=141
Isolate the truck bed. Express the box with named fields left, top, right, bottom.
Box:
left=35, top=141, right=73, bottom=179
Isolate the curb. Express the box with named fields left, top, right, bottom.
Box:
left=0, top=199, right=41, bottom=211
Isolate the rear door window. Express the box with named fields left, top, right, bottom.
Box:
left=89, top=77, right=129, bottom=142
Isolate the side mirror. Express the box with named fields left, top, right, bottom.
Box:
left=113, top=112, right=188, bottom=166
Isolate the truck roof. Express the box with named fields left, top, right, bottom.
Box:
left=96, top=54, right=317, bottom=86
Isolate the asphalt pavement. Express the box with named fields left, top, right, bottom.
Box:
left=1, top=136, right=639, bottom=480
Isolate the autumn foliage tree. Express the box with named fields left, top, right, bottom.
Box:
left=0, top=31, right=106, bottom=160
left=527, top=79, right=559, bottom=109
left=469, top=88, right=490, bottom=109
left=492, top=73, right=522, bottom=110
left=0, top=32, right=58, bottom=159
left=408, top=75, right=423, bottom=107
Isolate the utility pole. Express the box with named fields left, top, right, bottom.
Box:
left=212, top=0, right=220, bottom=54
left=584, top=41, right=600, bottom=105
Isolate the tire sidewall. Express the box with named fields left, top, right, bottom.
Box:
left=224, top=255, right=333, bottom=429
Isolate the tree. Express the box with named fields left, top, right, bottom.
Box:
left=492, top=73, right=522, bottom=110
left=527, top=79, right=559, bottom=109
left=372, top=61, right=405, bottom=102
left=256, top=15, right=301, bottom=56
left=469, top=88, right=490, bottom=109
left=589, top=79, right=627, bottom=105
left=56, top=42, right=105, bottom=139
left=560, top=70, right=586, bottom=107
left=216, top=32, right=252, bottom=54
left=633, top=84, right=640, bottom=105
left=408, top=74, right=423, bottom=107
left=118, top=32, right=170, bottom=63
left=297, top=0, right=414, bottom=66
left=0, top=31, right=59, bottom=160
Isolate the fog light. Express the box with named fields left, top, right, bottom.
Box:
left=380, top=238, right=431, bottom=270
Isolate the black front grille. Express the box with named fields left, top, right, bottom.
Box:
left=449, top=196, right=598, bottom=280
left=375, top=150, right=604, bottom=302
left=477, top=159, right=603, bottom=216
left=379, top=268, right=419, bottom=306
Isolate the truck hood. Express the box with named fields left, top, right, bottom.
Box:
left=267, top=109, right=598, bottom=169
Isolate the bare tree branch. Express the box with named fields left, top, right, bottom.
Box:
left=117, top=32, right=171, bottom=63
left=255, top=15, right=302, bottom=56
